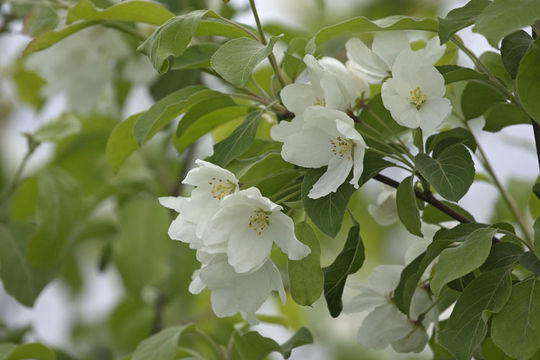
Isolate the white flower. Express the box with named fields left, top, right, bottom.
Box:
left=344, top=265, right=435, bottom=353
left=201, top=187, right=310, bottom=273
left=368, top=185, right=398, bottom=226
left=346, top=32, right=445, bottom=84
left=381, top=48, right=452, bottom=133
left=189, top=255, right=286, bottom=325
left=279, top=54, right=369, bottom=115
left=272, top=106, right=366, bottom=199
left=158, top=159, right=239, bottom=251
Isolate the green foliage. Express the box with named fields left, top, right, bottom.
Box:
left=23, top=21, right=99, bottom=56
left=323, top=225, right=365, bottom=317
left=210, top=37, right=280, bottom=87
left=437, top=65, right=487, bottom=84
left=396, top=176, right=422, bottom=236
left=170, top=43, right=220, bottom=70
left=483, top=103, right=530, bottom=132
left=438, top=0, right=491, bottom=44
left=431, top=227, right=496, bottom=296
left=440, top=267, right=513, bottom=360
left=208, top=110, right=263, bottom=167
left=288, top=222, right=324, bottom=306
left=519, top=251, right=540, bottom=275
left=106, top=113, right=141, bottom=172
left=67, top=0, right=173, bottom=25
left=501, top=30, right=533, bottom=79
left=517, top=37, right=540, bottom=122
left=33, top=113, right=82, bottom=143
left=473, top=0, right=540, bottom=47
left=132, top=325, right=195, bottom=360
left=23, top=4, right=59, bottom=37
left=461, top=80, right=505, bottom=119
left=422, top=201, right=475, bottom=224
left=425, top=127, right=476, bottom=157
left=0, top=342, right=55, bottom=360
left=301, top=168, right=355, bottom=237
left=415, top=144, right=475, bottom=202
left=232, top=327, right=313, bottom=359
left=491, top=279, right=540, bottom=360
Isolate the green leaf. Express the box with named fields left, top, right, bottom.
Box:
left=491, top=279, right=540, bottom=360
left=9, top=176, right=39, bottom=223
left=483, top=102, right=530, bottom=132
left=33, top=113, right=81, bottom=143
left=519, top=251, right=540, bottom=275
left=358, top=150, right=393, bottom=185
left=288, top=222, right=324, bottom=306
left=461, top=80, right=506, bottom=119
left=0, top=224, right=56, bottom=307
left=422, top=201, right=475, bottom=224
left=3, top=343, right=55, bottom=360
left=208, top=110, right=263, bottom=167
left=517, top=37, right=540, bottom=122
left=23, top=4, right=59, bottom=37
left=482, top=337, right=514, bottom=360
left=501, top=30, right=533, bottom=79
left=436, top=65, right=488, bottom=84
left=480, top=241, right=523, bottom=271
left=431, top=227, right=496, bottom=296
left=132, top=325, right=195, bottom=360
left=27, top=168, right=82, bottom=267
left=211, top=36, right=280, bottom=87
left=282, top=52, right=306, bottom=81
left=535, top=217, right=540, bottom=259
left=396, top=176, right=422, bottom=236
left=132, top=85, right=210, bottom=144
left=473, top=0, right=540, bottom=47
left=113, top=197, right=171, bottom=295
left=437, top=0, right=491, bottom=44
left=280, top=327, right=313, bottom=358
left=306, top=16, right=437, bottom=54
left=67, top=0, right=173, bottom=25
left=425, top=127, right=476, bottom=157
left=12, top=64, right=46, bottom=109
left=106, top=113, right=141, bottom=172
left=301, top=168, right=355, bottom=237
left=232, top=331, right=280, bottom=360
left=433, top=222, right=490, bottom=242
left=415, top=144, right=475, bottom=202
left=170, top=43, right=220, bottom=70
left=323, top=225, right=365, bottom=317
left=439, top=267, right=512, bottom=360
left=23, top=21, right=100, bottom=56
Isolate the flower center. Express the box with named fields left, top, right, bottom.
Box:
left=208, top=177, right=236, bottom=200
left=314, top=96, right=326, bottom=106
left=248, top=208, right=271, bottom=235
left=408, top=87, right=426, bottom=109
left=330, top=136, right=353, bottom=160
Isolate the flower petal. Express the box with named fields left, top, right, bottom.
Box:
left=418, top=97, right=452, bottom=133
left=308, top=155, right=353, bottom=199
left=369, top=264, right=403, bottom=293
left=281, top=126, right=333, bottom=168
left=391, top=326, right=429, bottom=353
left=343, top=284, right=387, bottom=313
left=270, top=115, right=304, bottom=142
left=280, top=83, right=323, bottom=115
left=268, top=212, right=310, bottom=260
left=226, top=227, right=273, bottom=273
left=372, top=31, right=410, bottom=68
left=345, top=38, right=389, bottom=82
left=357, top=304, right=414, bottom=350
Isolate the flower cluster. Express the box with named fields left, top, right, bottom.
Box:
left=159, top=160, right=310, bottom=324
left=272, top=32, right=450, bottom=198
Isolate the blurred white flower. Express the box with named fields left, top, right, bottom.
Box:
left=272, top=106, right=366, bottom=199
left=202, top=187, right=310, bottom=273
left=344, top=265, right=435, bottom=353
left=346, top=33, right=445, bottom=84
left=279, top=54, right=369, bottom=115
left=381, top=48, right=451, bottom=133
left=368, top=185, right=398, bottom=226
left=189, top=255, right=285, bottom=325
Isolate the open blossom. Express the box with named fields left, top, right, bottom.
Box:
left=280, top=54, right=369, bottom=116
left=368, top=185, right=398, bottom=226
left=346, top=32, right=445, bottom=84
left=201, top=187, right=310, bottom=273
left=381, top=48, right=452, bottom=133
left=189, top=255, right=285, bottom=325
left=272, top=106, right=366, bottom=199
left=344, top=265, right=435, bottom=353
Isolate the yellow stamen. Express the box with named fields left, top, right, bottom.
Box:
left=248, top=208, right=271, bottom=236
left=408, top=87, right=426, bottom=109
left=314, top=97, right=326, bottom=106
left=329, top=136, right=353, bottom=160
left=208, top=177, right=236, bottom=200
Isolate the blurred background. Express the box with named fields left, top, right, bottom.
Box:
left=0, top=0, right=537, bottom=359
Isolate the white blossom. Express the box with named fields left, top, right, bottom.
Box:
left=346, top=32, right=445, bottom=84
left=381, top=48, right=452, bottom=133
left=202, top=187, right=310, bottom=273
left=189, top=255, right=285, bottom=325
left=272, top=106, right=366, bottom=199
left=344, top=265, right=435, bottom=353
left=368, top=185, right=398, bottom=226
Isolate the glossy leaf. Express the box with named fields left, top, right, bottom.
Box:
left=132, top=325, right=195, bottom=360
left=422, top=201, right=475, bottom=224
left=519, top=251, right=540, bottom=275
left=431, top=227, right=496, bottom=296
left=483, top=103, right=530, bottom=132
left=170, top=43, right=220, bottom=70
left=306, top=16, right=437, bottom=53
left=473, top=0, right=540, bottom=47
left=232, top=327, right=312, bottom=360
left=396, top=176, right=422, bottom=236
left=438, top=0, right=491, bottom=44
left=67, top=0, right=173, bottom=25
left=517, top=37, right=540, bottom=122
left=501, top=30, right=533, bottom=79
left=323, top=225, right=365, bottom=317
left=415, top=144, right=475, bottom=202
left=461, top=80, right=505, bottom=119
left=491, top=279, right=540, bottom=360
left=23, top=21, right=99, bottom=56
left=358, top=150, right=393, bottom=185
left=425, top=127, right=476, bottom=156
left=480, top=241, right=523, bottom=271
left=440, top=267, right=512, bottom=360
left=288, top=222, right=324, bottom=306
left=301, top=168, right=355, bottom=237
left=208, top=110, right=263, bottom=167
left=106, top=113, right=141, bottom=172
left=211, top=36, right=279, bottom=87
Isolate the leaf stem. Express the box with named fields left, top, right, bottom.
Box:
left=248, top=0, right=287, bottom=88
